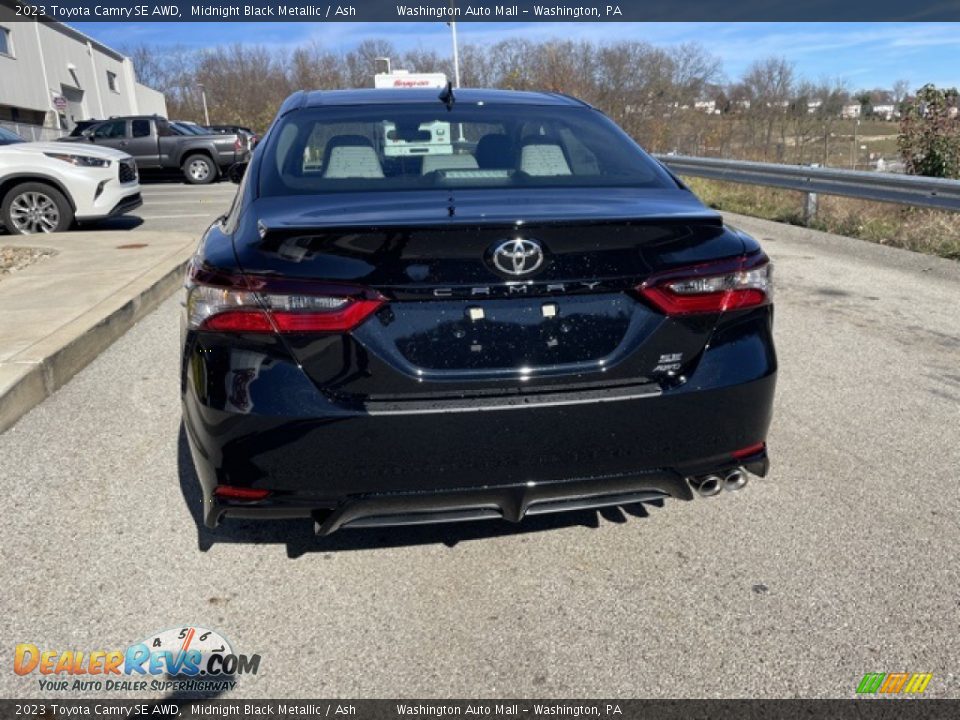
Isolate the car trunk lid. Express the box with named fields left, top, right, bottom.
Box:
left=231, top=188, right=746, bottom=398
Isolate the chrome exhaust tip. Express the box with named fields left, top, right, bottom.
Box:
left=724, top=468, right=748, bottom=492
left=689, top=474, right=723, bottom=497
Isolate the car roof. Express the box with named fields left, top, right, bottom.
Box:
left=298, top=88, right=591, bottom=109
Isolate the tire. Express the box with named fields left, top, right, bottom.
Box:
left=1, top=182, right=74, bottom=235
left=182, top=154, right=218, bottom=185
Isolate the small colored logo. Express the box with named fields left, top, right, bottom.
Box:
left=856, top=672, right=933, bottom=694
left=14, top=626, right=260, bottom=693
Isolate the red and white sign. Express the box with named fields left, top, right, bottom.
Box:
left=374, top=72, right=447, bottom=90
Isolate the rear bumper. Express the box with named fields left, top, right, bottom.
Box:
left=313, top=472, right=687, bottom=535
left=181, top=312, right=776, bottom=532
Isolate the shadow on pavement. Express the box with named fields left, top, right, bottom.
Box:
left=138, top=171, right=230, bottom=185
left=77, top=215, right=145, bottom=232
left=177, top=424, right=658, bottom=558
left=2, top=215, right=144, bottom=235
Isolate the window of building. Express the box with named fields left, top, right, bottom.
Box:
left=0, top=26, right=13, bottom=57
left=107, top=71, right=118, bottom=93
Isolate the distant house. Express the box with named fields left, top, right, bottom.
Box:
left=807, top=100, right=823, bottom=114
left=694, top=100, right=717, bottom=114
left=872, top=103, right=898, bottom=120
left=841, top=104, right=862, bottom=119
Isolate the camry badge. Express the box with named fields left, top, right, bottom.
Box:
left=490, top=238, right=544, bottom=277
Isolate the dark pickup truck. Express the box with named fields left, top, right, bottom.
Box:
left=59, top=115, right=250, bottom=184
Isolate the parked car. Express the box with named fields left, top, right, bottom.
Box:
left=181, top=88, right=776, bottom=534
left=1, top=127, right=141, bottom=234
left=59, top=115, right=250, bottom=184
left=170, top=121, right=206, bottom=136
left=207, top=124, right=260, bottom=148
left=171, top=120, right=210, bottom=136
left=0, top=127, right=24, bottom=146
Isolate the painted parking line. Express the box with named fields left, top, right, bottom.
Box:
left=138, top=213, right=216, bottom=220
left=141, top=200, right=230, bottom=205
left=140, top=190, right=236, bottom=198
left=140, top=191, right=236, bottom=197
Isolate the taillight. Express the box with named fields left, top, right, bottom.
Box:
left=233, top=138, right=243, bottom=152
left=732, top=441, right=766, bottom=460
left=214, top=485, right=271, bottom=501
left=185, top=260, right=385, bottom=334
left=637, top=253, right=772, bottom=316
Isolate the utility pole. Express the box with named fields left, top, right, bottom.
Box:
left=851, top=117, right=860, bottom=169
left=449, top=21, right=461, bottom=88
left=198, top=83, right=210, bottom=127
left=448, top=17, right=464, bottom=143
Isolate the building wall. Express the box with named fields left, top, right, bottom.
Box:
left=135, top=82, right=168, bottom=117
left=0, top=0, right=167, bottom=129
left=0, top=5, right=51, bottom=116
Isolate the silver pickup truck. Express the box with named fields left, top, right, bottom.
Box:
left=59, top=115, right=250, bottom=185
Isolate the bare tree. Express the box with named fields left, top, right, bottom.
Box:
left=740, top=57, right=795, bottom=159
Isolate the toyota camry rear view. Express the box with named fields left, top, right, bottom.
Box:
left=180, top=88, right=776, bottom=535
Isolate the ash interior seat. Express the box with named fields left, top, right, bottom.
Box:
left=520, top=142, right=572, bottom=176
left=322, top=135, right=384, bottom=178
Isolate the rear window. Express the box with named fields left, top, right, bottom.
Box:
left=259, top=104, right=675, bottom=196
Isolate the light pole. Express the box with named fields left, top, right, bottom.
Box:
left=851, top=117, right=860, bottom=169
left=198, top=83, right=210, bottom=127
left=375, top=56, right=391, bottom=75
left=449, top=21, right=461, bottom=88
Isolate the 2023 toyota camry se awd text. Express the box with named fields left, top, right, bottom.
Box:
left=180, top=88, right=776, bottom=535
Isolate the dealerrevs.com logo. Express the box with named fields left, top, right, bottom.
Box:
left=14, top=626, right=260, bottom=693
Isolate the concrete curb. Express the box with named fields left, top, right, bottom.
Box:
left=0, top=245, right=192, bottom=434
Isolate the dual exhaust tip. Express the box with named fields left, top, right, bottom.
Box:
left=688, top=468, right=748, bottom=497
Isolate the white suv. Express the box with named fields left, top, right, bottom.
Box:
left=0, top=127, right=142, bottom=234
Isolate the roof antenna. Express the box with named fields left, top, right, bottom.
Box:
left=439, top=81, right=455, bottom=111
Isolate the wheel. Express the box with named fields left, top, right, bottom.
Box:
left=1, top=182, right=74, bottom=234
left=183, top=155, right=217, bottom=185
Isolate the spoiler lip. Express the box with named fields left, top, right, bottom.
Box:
left=248, top=186, right=723, bottom=232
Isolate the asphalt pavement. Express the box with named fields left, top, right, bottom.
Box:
left=108, top=178, right=239, bottom=235
left=1, top=188, right=959, bottom=699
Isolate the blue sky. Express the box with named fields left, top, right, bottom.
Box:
left=73, top=22, right=960, bottom=90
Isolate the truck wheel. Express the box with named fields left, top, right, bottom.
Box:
left=1, top=182, right=74, bottom=234
left=183, top=155, right=217, bottom=185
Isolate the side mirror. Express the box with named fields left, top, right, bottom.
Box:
left=227, top=162, right=248, bottom=184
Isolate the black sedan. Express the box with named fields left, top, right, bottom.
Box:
left=180, top=88, right=776, bottom=535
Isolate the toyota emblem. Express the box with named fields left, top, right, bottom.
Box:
left=490, top=238, right=544, bottom=277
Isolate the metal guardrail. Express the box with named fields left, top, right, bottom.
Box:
left=655, top=155, right=960, bottom=213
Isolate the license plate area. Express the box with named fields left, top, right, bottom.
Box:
left=392, top=295, right=633, bottom=370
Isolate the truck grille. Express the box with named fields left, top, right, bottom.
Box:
left=118, top=160, right=138, bottom=184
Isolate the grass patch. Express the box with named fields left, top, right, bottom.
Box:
left=684, top=177, right=960, bottom=261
